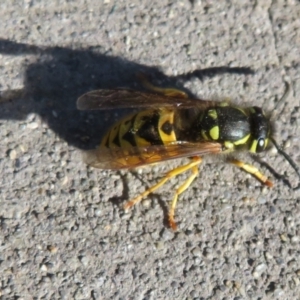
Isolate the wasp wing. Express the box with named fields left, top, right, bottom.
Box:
left=83, top=141, right=223, bottom=170
left=77, top=89, right=214, bottom=110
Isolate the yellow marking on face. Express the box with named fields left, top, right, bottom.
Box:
left=209, top=126, right=219, bottom=140
left=208, top=109, right=218, bottom=120
left=250, top=140, right=258, bottom=153
left=233, top=134, right=250, bottom=146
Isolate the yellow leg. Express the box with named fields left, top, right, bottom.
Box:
left=229, top=159, right=273, bottom=187
left=168, top=165, right=199, bottom=231
left=137, top=72, right=188, bottom=98
left=124, top=157, right=202, bottom=227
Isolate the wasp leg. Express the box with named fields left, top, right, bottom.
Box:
left=229, top=159, right=273, bottom=187
left=169, top=164, right=199, bottom=231
left=137, top=72, right=188, bottom=98
left=124, top=157, right=202, bottom=228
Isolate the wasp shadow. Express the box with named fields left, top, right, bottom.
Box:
left=0, top=38, right=254, bottom=149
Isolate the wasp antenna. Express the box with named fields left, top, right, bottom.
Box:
left=270, top=81, right=291, bottom=120
left=270, top=137, right=300, bottom=190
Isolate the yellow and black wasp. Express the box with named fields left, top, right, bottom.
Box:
left=77, top=75, right=300, bottom=230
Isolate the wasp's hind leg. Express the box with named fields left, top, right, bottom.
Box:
left=124, top=157, right=202, bottom=230
left=137, top=72, right=188, bottom=98
left=168, top=163, right=200, bottom=230
left=229, top=159, right=273, bottom=187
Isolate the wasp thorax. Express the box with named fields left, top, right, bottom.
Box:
left=196, top=106, right=252, bottom=151
left=192, top=105, right=271, bottom=154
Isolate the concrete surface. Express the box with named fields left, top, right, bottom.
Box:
left=0, top=0, right=300, bottom=299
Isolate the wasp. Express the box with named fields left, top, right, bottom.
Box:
left=77, top=75, right=300, bottom=230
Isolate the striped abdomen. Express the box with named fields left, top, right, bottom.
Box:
left=100, top=109, right=177, bottom=167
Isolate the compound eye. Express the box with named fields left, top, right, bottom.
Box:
left=256, top=138, right=265, bottom=153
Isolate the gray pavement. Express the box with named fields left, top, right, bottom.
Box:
left=0, top=1, right=300, bottom=299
